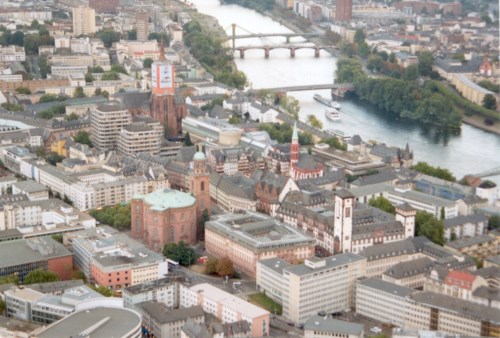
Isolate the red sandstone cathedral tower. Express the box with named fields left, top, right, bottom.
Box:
left=150, top=41, right=187, bottom=138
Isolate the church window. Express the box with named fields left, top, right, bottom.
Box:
left=201, top=181, right=205, bottom=191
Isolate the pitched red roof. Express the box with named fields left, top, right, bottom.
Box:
left=444, top=270, right=476, bottom=290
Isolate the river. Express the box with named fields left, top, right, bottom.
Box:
left=190, top=0, right=500, bottom=183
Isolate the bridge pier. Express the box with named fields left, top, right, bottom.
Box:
left=239, top=49, right=245, bottom=59
left=314, top=47, right=320, bottom=58
left=264, top=48, right=270, bottom=59
left=290, top=48, right=295, bottom=58
left=231, top=23, right=236, bottom=50
left=286, top=36, right=290, bottom=43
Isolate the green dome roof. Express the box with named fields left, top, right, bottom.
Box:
left=143, top=189, right=196, bottom=211
left=193, top=151, right=206, bottom=161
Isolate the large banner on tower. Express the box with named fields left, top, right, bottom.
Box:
left=152, top=63, right=174, bottom=90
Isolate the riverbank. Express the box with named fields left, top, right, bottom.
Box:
left=462, top=115, right=500, bottom=135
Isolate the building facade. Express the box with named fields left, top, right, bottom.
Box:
left=72, top=6, right=96, bottom=36
left=90, top=104, right=131, bottom=151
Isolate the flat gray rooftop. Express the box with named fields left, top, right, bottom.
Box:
left=36, top=307, right=141, bottom=338
left=0, top=237, right=71, bottom=269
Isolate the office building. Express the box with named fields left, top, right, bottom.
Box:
left=117, top=121, right=162, bottom=156
left=123, top=277, right=183, bottom=312
left=205, top=211, right=316, bottom=278
left=90, top=104, right=131, bottom=151
left=72, top=6, right=96, bottom=36
left=257, top=254, right=366, bottom=324
left=135, top=11, right=149, bottom=42
left=336, top=0, right=352, bottom=21
left=0, top=237, right=72, bottom=282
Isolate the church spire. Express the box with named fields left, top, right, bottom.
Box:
left=292, top=122, right=298, bottom=141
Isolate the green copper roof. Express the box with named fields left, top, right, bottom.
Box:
left=141, top=189, right=196, bottom=211
left=193, top=151, right=206, bottom=161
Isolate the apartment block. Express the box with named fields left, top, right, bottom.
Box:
left=90, top=104, right=131, bottom=151
left=205, top=211, right=315, bottom=278
left=123, top=277, right=182, bottom=312
left=0, top=45, right=26, bottom=62
left=180, top=283, right=270, bottom=337
left=257, top=254, right=366, bottom=324
left=117, top=121, right=162, bottom=156
left=72, top=6, right=96, bottom=36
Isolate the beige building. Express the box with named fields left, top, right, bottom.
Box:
left=451, top=73, right=497, bottom=106
left=180, top=283, right=270, bottom=337
left=117, top=119, right=162, bottom=156
left=445, top=234, right=498, bottom=259
left=257, top=254, right=366, bottom=325
left=90, top=104, right=131, bottom=151
left=205, top=211, right=315, bottom=278
left=135, top=11, right=149, bottom=42
left=72, top=6, right=96, bottom=36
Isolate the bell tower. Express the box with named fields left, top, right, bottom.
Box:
left=191, top=151, right=210, bottom=239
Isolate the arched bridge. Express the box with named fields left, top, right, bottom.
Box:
left=234, top=45, right=338, bottom=58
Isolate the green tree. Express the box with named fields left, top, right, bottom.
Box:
left=488, top=215, right=500, bottom=230
left=412, top=162, right=456, bottom=182
left=0, top=274, right=19, bottom=285
left=96, top=29, right=121, bottom=48
left=16, top=86, right=31, bottom=94
left=51, top=234, right=63, bottom=243
left=23, top=34, right=40, bottom=55
left=183, top=132, right=193, bottom=146
left=127, top=29, right=137, bottom=40
left=11, top=31, right=24, bottom=46
left=199, top=209, right=209, bottom=240
left=354, top=29, right=366, bottom=43
left=216, top=256, right=234, bottom=277
left=204, top=257, right=218, bottom=275
left=71, top=270, right=86, bottom=282
left=162, top=241, right=197, bottom=266
left=111, top=64, right=128, bottom=75
left=405, top=64, right=419, bottom=81
left=319, top=137, right=347, bottom=151
left=24, top=269, right=60, bottom=284
left=143, top=58, right=154, bottom=69
left=418, top=51, right=433, bottom=76
left=92, top=286, right=113, bottom=297
left=482, top=94, right=497, bottom=110
left=148, top=32, right=170, bottom=45
left=280, top=96, right=300, bottom=119
left=46, top=152, right=64, bottom=165
left=89, top=204, right=131, bottom=230
left=101, top=71, right=120, bottom=81
left=89, top=66, right=104, bottom=73
left=85, top=72, right=94, bottom=83
left=0, top=298, right=5, bottom=314
left=367, top=55, right=384, bottom=73
left=415, top=211, right=444, bottom=245
left=323, top=29, right=342, bottom=44
left=368, top=196, right=396, bottom=214
left=307, top=114, right=323, bottom=129
left=73, top=86, right=85, bottom=98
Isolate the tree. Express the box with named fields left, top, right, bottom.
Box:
left=412, top=162, right=456, bottom=182
left=320, top=137, right=347, bottom=151
left=101, top=71, right=120, bottom=81
left=45, top=152, right=64, bottom=165
left=11, top=31, right=24, bottom=46
left=127, top=29, right=137, bottom=40
left=85, top=72, right=94, bottom=83
left=405, top=64, right=419, bottom=81
left=24, top=269, right=60, bottom=284
left=16, top=86, right=31, bottom=94
left=307, top=114, right=323, bottom=129
left=162, top=241, right=197, bottom=266
left=71, top=270, right=86, bottom=282
left=216, top=256, right=234, bottom=277
left=354, top=29, right=366, bottom=44
left=143, top=58, right=154, bottom=69
left=0, top=274, right=19, bottom=285
left=183, top=132, right=193, bottom=146
left=418, top=51, right=433, bottom=76
left=23, top=34, right=40, bottom=55
left=111, top=64, right=128, bottom=75
left=89, top=204, right=131, bottom=230
left=73, top=86, right=85, bottom=98
left=482, top=94, right=497, bottom=110
left=51, top=234, right=63, bottom=243
left=101, top=90, right=109, bottom=99
left=204, top=257, right=218, bottom=275
left=92, top=286, right=113, bottom=297
left=96, top=29, right=121, bottom=48
left=415, top=211, right=444, bottom=245
left=367, top=55, right=384, bottom=73
left=148, top=32, right=170, bottom=45
left=368, top=196, right=396, bottom=214
left=0, top=298, right=5, bottom=315
left=489, top=215, right=500, bottom=230
left=280, top=96, right=300, bottom=119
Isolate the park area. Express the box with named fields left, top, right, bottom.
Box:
left=248, top=292, right=282, bottom=315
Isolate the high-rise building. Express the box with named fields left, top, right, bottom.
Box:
left=72, top=6, right=96, bottom=36
left=150, top=43, right=187, bottom=138
left=90, top=104, right=131, bottom=151
left=336, top=0, right=352, bottom=21
left=89, top=0, right=119, bottom=13
left=136, top=11, right=149, bottom=42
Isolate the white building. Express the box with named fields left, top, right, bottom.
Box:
left=257, top=254, right=366, bottom=324
left=123, top=277, right=180, bottom=312
left=0, top=46, right=26, bottom=62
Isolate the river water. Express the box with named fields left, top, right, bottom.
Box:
left=190, top=0, right=500, bottom=182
